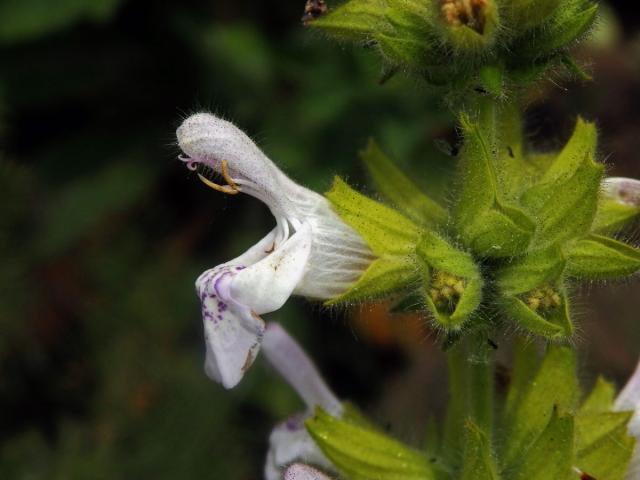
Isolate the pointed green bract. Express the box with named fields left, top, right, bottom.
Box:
left=502, top=345, right=579, bottom=468
left=521, top=118, right=603, bottom=247
left=360, top=139, right=447, bottom=227
left=454, top=114, right=535, bottom=257
left=565, top=234, right=640, bottom=279
left=574, top=379, right=637, bottom=479
left=461, top=421, right=500, bottom=480
left=306, top=407, right=436, bottom=480
left=326, top=176, right=421, bottom=256
left=579, top=377, right=616, bottom=414
left=510, top=410, right=574, bottom=480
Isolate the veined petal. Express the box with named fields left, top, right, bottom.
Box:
left=197, top=266, right=265, bottom=389
left=284, top=464, right=334, bottom=480
left=231, top=223, right=313, bottom=313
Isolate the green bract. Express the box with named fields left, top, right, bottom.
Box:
left=306, top=344, right=635, bottom=480
left=325, top=99, right=640, bottom=341
left=306, top=0, right=598, bottom=94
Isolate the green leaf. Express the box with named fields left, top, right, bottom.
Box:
left=326, top=176, right=421, bottom=256
left=306, top=408, right=436, bottom=480
left=0, top=0, right=122, bottom=44
left=416, top=231, right=483, bottom=329
left=502, top=345, right=579, bottom=468
left=565, top=234, right=640, bottom=279
left=575, top=411, right=636, bottom=480
left=454, top=114, right=535, bottom=257
left=461, top=421, right=500, bottom=480
left=326, top=256, right=418, bottom=304
left=510, top=409, right=574, bottom=480
left=360, top=139, right=447, bottom=227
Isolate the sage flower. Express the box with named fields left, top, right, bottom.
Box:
left=261, top=322, right=342, bottom=480
left=176, top=113, right=374, bottom=388
left=615, top=358, right=640, bottom=479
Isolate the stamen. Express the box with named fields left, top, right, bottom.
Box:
left=196, top=161, right=242, bottom=195
left=221, top=159, right=241, bottom=192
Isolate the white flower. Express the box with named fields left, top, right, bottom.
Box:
left=602, top=177, right=640, bottom=207
left=261, top=322, right=342, bottom=480
left=176, top=113, right=374, bottom=388
left=284, top=464, right=334, bottom=480
left=614, top=358, right=640, bottom=480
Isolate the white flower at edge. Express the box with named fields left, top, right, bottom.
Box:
left=602, top=177, right=640, bottom=207
left=261, top=322, right=341, bottom=480
left=614, top=358, right=640, bottom=480
left=176, top=113, right=374, bottom=388
left=284, top=464, right=334, bottom=480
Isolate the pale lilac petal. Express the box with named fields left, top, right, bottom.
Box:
left=197, top=266, right=265, bottom=389
left=231, top=223, right=312, bottom=314
left=262, top=322, right=342, bottom=416
left=602, top=177, right=640, bottom=207
left=284, top=464, right=333, bottom=480
left=264, top=413, right=333, bottom=480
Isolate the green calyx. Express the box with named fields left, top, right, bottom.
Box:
left=306, top=0, right=598, bottom=95
left=324, top=97, right=640, bottom=342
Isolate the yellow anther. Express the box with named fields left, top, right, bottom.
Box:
left=196, top=159, right=241, bottom=195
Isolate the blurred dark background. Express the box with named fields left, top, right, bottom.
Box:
left=0, top=0, right=638, bottom=478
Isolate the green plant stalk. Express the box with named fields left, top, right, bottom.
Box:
left=445, top=338, right=496, bottom=453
